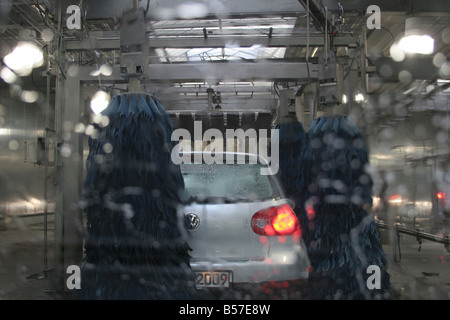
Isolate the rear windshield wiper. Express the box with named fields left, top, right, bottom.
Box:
left=185, top=196, right=226, bottom=204
left=186, top=195, right=267, bottom=204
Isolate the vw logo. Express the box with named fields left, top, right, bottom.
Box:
left=184, top=213, right=200, bottom=231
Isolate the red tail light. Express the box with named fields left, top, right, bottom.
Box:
left=437, top=192, right=446, bottom=200
left=251, top=204, right=300, bottom=236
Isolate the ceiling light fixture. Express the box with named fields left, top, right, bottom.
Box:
left=398, top=17, right=434, bottom=55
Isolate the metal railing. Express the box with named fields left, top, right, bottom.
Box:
left=376, top=220, right=450, bottom=262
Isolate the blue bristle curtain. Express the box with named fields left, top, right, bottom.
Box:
left=276, top=115, right=391, bottom=299
left=298, top=116, right=391, bottom=299
left=80, top=93, right=196, bottom=300
left=275, top=116, right=308, bottom=203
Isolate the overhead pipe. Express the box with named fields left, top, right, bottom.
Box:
left=206, top=88, right=214, bottom=110
left=324, top=6, right=328, bottom=67
left=360, top=24, right=368, bottom=94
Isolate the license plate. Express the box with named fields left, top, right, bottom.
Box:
left=195, top=271, right=232, bottom=289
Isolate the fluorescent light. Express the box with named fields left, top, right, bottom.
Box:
left=176, top=2, right=208, bottom=19
left=399, top=34, right=434, bottom=55
left=0, top=128, right=10, bottom=135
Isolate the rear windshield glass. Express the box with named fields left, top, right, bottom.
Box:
left=180, top=163, right=279, bottom=201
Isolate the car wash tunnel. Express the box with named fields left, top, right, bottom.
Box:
left=0, top=0, right=449, bottom=302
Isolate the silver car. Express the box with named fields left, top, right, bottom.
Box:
left=178, top=152, right=310, bottom=299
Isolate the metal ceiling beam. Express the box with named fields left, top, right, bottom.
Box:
left=298, top=0, right=334, bottom=33
left=149, top=36, right=355, bottom=48
left=83, top=0, right=305, bottom=20
left=150, top=17, right=297, bottom=29
left=74, top=61, right=318, bottom=83
left=63, top=35, right=357, bottom=51
left=156, top=94, right=275, bottom=101
left=148, top=86, right=274, bottom=94
left=322, top=0, right=450, bottom=13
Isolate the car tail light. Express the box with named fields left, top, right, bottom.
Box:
left=251, top=204, right=300, bottom=236
left=437, top=192, right=446, bottom=200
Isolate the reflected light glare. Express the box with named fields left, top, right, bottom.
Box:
left=29, top=197, right=42, bottom=206
left=354, top=93, right=365, bottom=103
left=399, top=34, right=434, bottom=55
left=90, top=90, right=110, bottom=114
left=90, top=64, right=113, bottom=77
left=3, top=42, right=44, bottom=76
left=437, top=192, right=446, bottom=200
left=389, top=43, right=405, bottom=62
left=176, top=3, right=208, bottom=19
left=0, top=67, right=17, bottom=83
left=272, top=208, right=296, bottom=234
left=20, top=90, right=39, bottom=103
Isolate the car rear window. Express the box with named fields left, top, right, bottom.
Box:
left=180, top=162, right=280, bottom=201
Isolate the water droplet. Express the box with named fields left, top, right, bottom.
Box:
left=390, top=44, right=405, bottom=62
left=398, top=70, right=412, bottom=84
left=441, top=26, right=450, bottom=44
left=41, top=28, right=54, bottom=42
left=60, top=143, right=72, bottom=157
left=8, top=139, right=19, bottom=150
left=379, top=64, right=393, bottom=78
left=439, top=61, right=450, bottom=78
left=433, top=52, right=446, bottom=68
left=0, top=67, right=17, bottom=84
left=74, top=122, right=85, bottom=133
left=67, top=64, right=79, bottom=77
left=378, top=92, right=392, bottom=108
left=20, top=90, right=38, bottom=103
left=102, top=143, right=113, bottom=153
left=94, top=154, right=104, bottom=164
left=99, top=115, right=110, bottom=127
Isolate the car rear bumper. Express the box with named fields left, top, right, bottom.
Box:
left=191, top=254, right=310, bottom=284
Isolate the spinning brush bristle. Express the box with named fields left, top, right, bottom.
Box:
left=278, top=115, right=391, bottom=300
left=81, top=93, right=196, bottom=300
left=275, top=117, right=308, bottom=206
